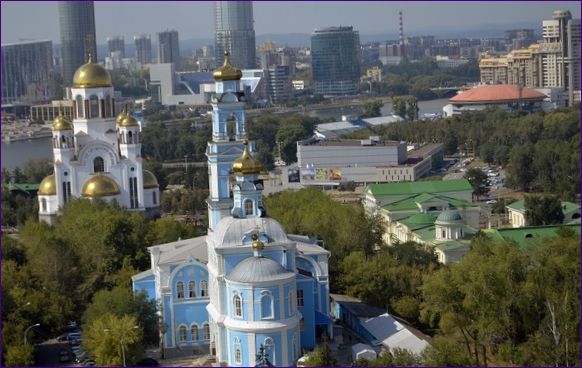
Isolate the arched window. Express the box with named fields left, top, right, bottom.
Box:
left=264, top=337, right=275, bottom=363
left=176, top=281, right=185, bottom=299
left=233, top=294, right=242, bottom=317
left=152, top=191, right=157, bottom=205
left=41, top=198, right=47, bottom=212
left=76, top=96, right=84, bottom=118
left=105, top=95, right=112, bottom=117
left=188, top=281, right=196, bottom=298
left=128, top=130, right=133, bottom=144
left=93, top=156, right=105, bottom=173
left=200, top=280, right=208, bottom=297
left=191, top=325, right=199, bottom=341
left=234, top=337, right=242, bottom=364
left=227, top=114, right=236, bottom=141
left=297, top=289, right=304, bottom=307
left=203, top=323, right=210, bottom=341
left=89, top=95, right=99, bottom=118
left=178, top=325, right=187, bottom=343
left=244, top=199, right=254, bottom=216
left=260, top=291, right=273, bottom=319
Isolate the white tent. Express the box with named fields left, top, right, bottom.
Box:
left=351, top=343, right=377, bottom=362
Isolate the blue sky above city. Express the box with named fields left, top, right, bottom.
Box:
left=2, top=1, right=581, bottom=44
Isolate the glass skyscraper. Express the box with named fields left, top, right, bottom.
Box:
left=58, top=1, right=96, bottom=85
left=214, top=1, right=256, bottom=69
left=311, top=26, right=361, bottom=96
left=156, top=30, right=180, bottom=64
left=134, top=35, right=152, bottom=65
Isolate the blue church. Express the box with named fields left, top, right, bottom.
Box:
left=132, top=53, right=332, bottom=366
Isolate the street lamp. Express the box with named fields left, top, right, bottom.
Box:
left=24, top=323, right=40, bottom=345
left=104, top=326, right=139, bottom=367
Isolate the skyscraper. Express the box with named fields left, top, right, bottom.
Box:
left=107, top=36, right=125, bottom=58
left=1, top=40, right=54, bottom=104
left=311, top=26, right=361, bottom=96
left=214, top=1, right=256, bottom=68
left=156, top=30, right=180, bottom=64
left=58, top=1, right=97, bottom=85
left=134, top=35, right=152, bottom=65
left=566, top=18, right=581, bottom=104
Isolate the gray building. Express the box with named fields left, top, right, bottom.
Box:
left=265, top=65, right=292, bottom=104
left=214, top=1, right=256, bottom=68
left=134, top=35, right=152, bottom=65
left=157, top=30, right=180, bottom=64
left=107, top=36, right=125, bottom=58
left=311, top=26, right=361, bottom=96
left=1, top=40, right=54, bottom=104
left=567, top=18, right=580, bottom=104
left=58, top=1, right=96, bottom=85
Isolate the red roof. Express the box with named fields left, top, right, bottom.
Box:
left=450, top=84, right=547, bottom=104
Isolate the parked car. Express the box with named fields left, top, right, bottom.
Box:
left=486, top=199, right=497, bottom=204
left=59, top=350, right=70, bottom=363
left=137, top=358, right=159, bottom=367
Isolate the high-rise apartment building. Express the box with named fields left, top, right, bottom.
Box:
left=214, top=1, right=256, bottom=68
left=107, top=36, right=125, bottom=58
left=311, top=26, right=361, bottom=96
left=566, top=18, right=580, bottom=104
left=479, top=57, right=509, bottom=84
left=58, top=1, right=96, bottom=85
left=134, top=35, right=152, bottom=65
left=157, top=30, right=180, bottom=64
left=1, top=40, right=55, bottom=104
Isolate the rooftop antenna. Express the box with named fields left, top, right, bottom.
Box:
left=399, top=11, right=406, bottom=61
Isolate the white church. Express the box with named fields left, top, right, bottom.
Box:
left=132, top=54, right=332, bottom=365
left=37, top=54, right=160, bottom=223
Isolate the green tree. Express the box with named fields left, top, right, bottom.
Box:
left=21, top=159, right=53, bottom=183
left=406, top=96, right=419, bottom=121
left=255, top=344, right=273, bottom=367
left=392, top=96, right=406, bottom=118
left=464, top=168, right=489, bottom=198
left=145, top=217, right=198, bottom=245
left=85, top=313, right=144, bottom=366
left=506, top=144, right=536, bottom=192
left=361, top=100, right=384, bottom=118
left=524, top=195, right=565, bottom=226
left=303, top=337, right=336, bottom=366
left=5, top=343, right=35, bottom=366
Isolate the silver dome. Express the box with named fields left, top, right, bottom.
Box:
left=226, top=257, right=295, bottom=283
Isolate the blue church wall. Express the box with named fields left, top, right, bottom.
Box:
left=252, top=287, right=281, bottom=321
left=225, top=285, right=251, bottom=319
left=170, top=264, right=209, bottom=300
left=319, top=283, right=329, bottom=315
left=254, top=332, right=283, bottom=365
left=297, top=275, right=316, bottom=349
left=228, top=330, right=249, bottom=366
left=163, top=295, right=173, bottom=348
left=132, top=274, right=156, bottom=300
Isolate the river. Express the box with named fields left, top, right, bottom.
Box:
left=1, top=98, right=450, bottom=171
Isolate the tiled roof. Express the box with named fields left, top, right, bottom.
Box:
left=449, top=84, right=546, bottom=104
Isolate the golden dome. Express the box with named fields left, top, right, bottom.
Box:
left=52, top=111, right=73, bottom=131
left=212, top=52, right=242, bottom=81
left=251, top=233, right=265, bottom=251
left=119, top=114, right=139, bottom=127
left=232, top=142, right=263, bottom=175
left=81, top=174, right=120, bottom=197
left=143, top=170, right=159, bottom=189
left=116, top=109, right=128, bottom=124
left=38, top=174, right=57, bottom=195
left=72, top=54, right=112, bottom=88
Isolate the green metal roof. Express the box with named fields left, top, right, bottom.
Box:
left=382, top=193, right=477, bottom=212
left=400, top=214, right=437, bottom=231
left=434, top=240, right=470, bottom=252
left=369, top=179, right=473, bottom=198
left=8, top=183, right=40, bottom=191
left=507, top=199, right=580, bottom=214
left=484, top=224, right=581, bottom=249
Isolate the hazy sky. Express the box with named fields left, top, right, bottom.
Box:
left=2, top=1, right=581, bottom=44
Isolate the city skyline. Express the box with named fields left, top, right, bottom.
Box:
left=2, top=1, right=580, bottom=45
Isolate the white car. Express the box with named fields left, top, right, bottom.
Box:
left=486, top=199, right=497, bottom=204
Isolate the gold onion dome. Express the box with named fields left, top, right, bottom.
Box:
left=143, top=170, right=159, bottom=189
left=119, top=113, right=139, bottom=127
left=52, top=111, right=73, bottom=131
left=72, top=53, right=112, bottom=88
left=81, top=173, right=120, bottom=197
left=251, top=234, right=265, bottom=251
left=232, top=142, right=263, bottom=175
left=38, top=174, right=57, bottom=195
left=116, top=108, right=128, bottom=124
left=212, top=51, right=242, bottom=81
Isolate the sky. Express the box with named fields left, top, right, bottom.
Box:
left=2, top=1, right=581, bottom=45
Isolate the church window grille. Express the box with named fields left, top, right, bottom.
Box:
left=76, top=96, right=84, bottom=118
left=188, top=281, right=196, bottom=298
left=93, top=157, right=105, bottom=173
left=200, top=280, right=208, bottom=297
left=233, top=294, right=242, bottom=317
left=41, top=198, right=47, bottom=212
left=178, top=325, right=187, bottom=343
left=244, top=199, right=254, bottom=216
left=176, top=281, right=185, bottom=299
left=260, top=291, right=274, bottom=319
left=203, top=323, right=210, bottom=341
left=234, top=338, right=242, bottom=364
left=297, top=289, right=304, bottom=307
left=191, top=325, right=199, bottom=341
left=89, top=95, right=99, bottom=118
